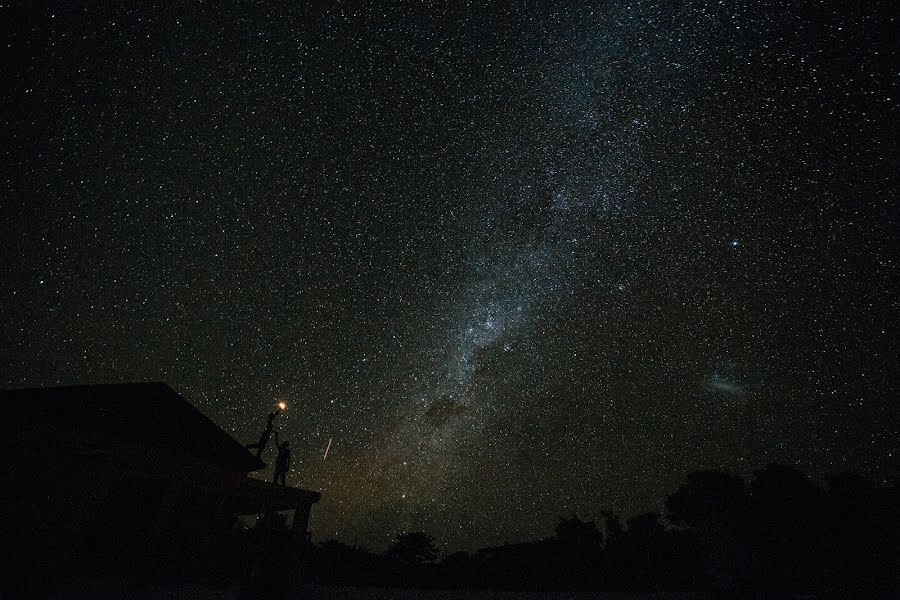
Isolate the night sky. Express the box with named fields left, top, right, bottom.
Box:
left=2, top=1, right=896, bottom=551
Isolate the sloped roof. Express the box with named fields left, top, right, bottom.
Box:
left=1, top=382, right=265, bottom=472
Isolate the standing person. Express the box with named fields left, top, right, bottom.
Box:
left=273, top=440, right=291, bottom=485
left=246, top=407, right=281, bottom=458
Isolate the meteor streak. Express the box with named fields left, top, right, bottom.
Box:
left=323, top=437, right=333, bottom=460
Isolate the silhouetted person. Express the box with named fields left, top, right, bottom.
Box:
left=273, top=440, right=291, bottom=485
left=246, top=408, right=280, bottom=458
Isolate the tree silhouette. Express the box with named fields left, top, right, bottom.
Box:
left=747, top=463, right=825, bottom=592
left=665, top=469, right=752, bottom=589
left=386, top=531, right=439, bottom=566
left=300, top=465, right=899, bottom=595
left=599, top=510, right=623, bottom=545
left=552, top=516, right=602, bottom=589
left=553, top=515, right=602, bottom=549
left=666, top=470, right=747, bottom=529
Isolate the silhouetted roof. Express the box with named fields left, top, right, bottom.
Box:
left=229, top=476, right=321, bottom=514
left=1, top=382, right=265, bottom=472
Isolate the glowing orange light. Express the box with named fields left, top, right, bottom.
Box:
left=277, top=401, right=287, bottom=411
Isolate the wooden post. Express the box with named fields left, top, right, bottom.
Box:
left=291, top=501, right=310, bottom=535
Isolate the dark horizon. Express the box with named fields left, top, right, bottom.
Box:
left=2, top=0, right=896, bottom=554
left=3, top=380, right=896, bottom=597
left=300, top=462, right=898, bottom=595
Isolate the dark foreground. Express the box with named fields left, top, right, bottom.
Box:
left=20, top=580, right=792, bottom=600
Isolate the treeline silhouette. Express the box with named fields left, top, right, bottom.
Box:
left=304, top=464, right=898, bottom=595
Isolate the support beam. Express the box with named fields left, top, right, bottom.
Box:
left=291, top=501, right=311, bottom=535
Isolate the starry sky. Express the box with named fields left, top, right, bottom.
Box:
left=2, top=1, right=897, bottom=550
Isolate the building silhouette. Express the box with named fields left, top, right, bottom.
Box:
left=0, top=382, right=319, bottom=593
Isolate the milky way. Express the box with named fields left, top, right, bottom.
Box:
left=3, top=1, right=895, bottom=550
